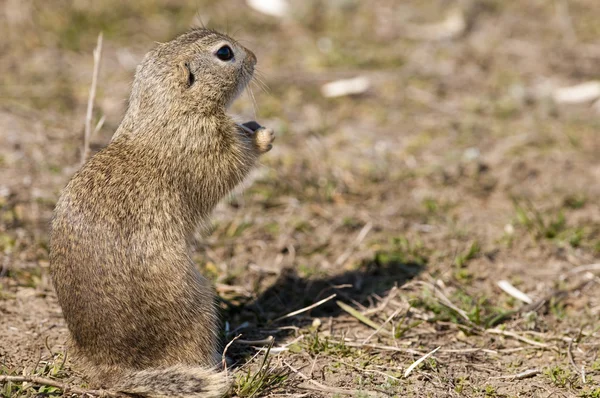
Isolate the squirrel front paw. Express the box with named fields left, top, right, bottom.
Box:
left=254, top=127, right=275, bottom=153
left=239, top=121, right=275, bottom=154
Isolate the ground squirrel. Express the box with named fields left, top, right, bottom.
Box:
left=50, top=28, right=274, bottom=397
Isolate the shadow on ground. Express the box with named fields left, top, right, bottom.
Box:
left=222, top=259, right=424, bottom=361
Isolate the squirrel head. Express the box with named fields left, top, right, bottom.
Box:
left=127, top=28, right=257, bottom=120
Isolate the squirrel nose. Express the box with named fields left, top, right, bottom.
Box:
left=246, top=49, right=257, bottom=66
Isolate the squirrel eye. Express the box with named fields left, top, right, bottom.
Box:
left=216, top=45, right=234, bottom=61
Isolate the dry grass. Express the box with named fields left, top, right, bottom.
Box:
left=1, top=0, right=600, bottom=397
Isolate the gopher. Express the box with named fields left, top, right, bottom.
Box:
left=50, top=28, right=274, bottom=397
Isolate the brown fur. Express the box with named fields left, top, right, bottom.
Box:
left=49, top=28, right=274, bottom=398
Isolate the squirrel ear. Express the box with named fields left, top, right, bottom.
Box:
left=179, top=62, right=195, bottom=88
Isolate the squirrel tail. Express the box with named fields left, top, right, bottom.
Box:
left=112, top=364, right=228, bottom=398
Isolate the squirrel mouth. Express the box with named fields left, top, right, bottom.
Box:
left=226, top=67, right=254, bottom=110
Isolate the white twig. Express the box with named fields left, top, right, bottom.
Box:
left=497, top=280, right=533, bottom=304
left=553, top=81, right=600, bottom=104
left=361, top=308, right=401, bottom=345
left=426, top=281, right=473, bottom=325
left=321, top=77, right=371, bottom=98
left=565, top=263, right=600, bottom=276
left=93, top=115, right=106, bottom=136
left=342, top=340, right=424, bottom=356
left=491, top=368, right=541, bottom=380
left=222, top=333, right=242, bottom=378
left=253, top=335, right=305, bottom=353
left=284, top=361, right=378, bottom=397
left=273, top=293, right=336, bottom=322
left=401, top=8, right=466, bottom=41
left=485, top=328, right=550, bottom=348
left=82, top=32, right=103, bottom=165
left=404, top=346, right=441, bottom=378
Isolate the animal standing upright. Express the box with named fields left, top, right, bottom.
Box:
left=50, top=28, right=274, bottom=397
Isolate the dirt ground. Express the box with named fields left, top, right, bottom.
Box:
left=1, top=0, right=600, bottom=397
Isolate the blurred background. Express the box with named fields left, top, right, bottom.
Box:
left=1, top=0, right=600, bottom=396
